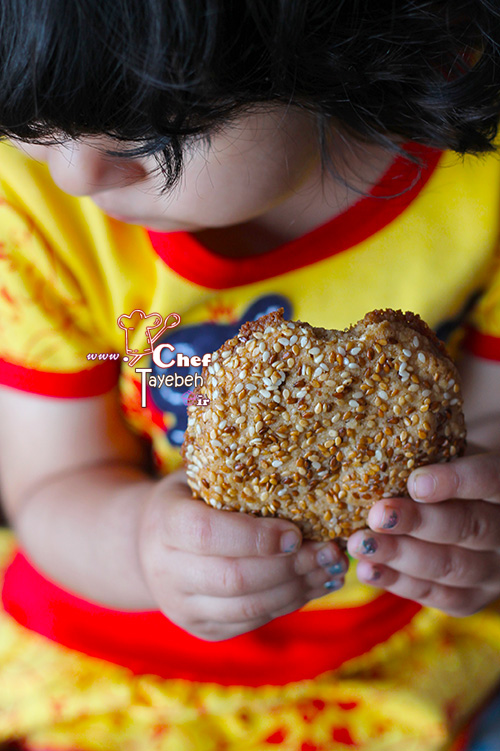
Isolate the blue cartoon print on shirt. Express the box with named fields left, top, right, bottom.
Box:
left=149, top=294, right=293, bottom=446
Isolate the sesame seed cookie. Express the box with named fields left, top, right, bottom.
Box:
left=182, top=309, right=466, bottom=542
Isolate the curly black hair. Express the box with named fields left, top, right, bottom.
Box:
left=0, top=0, right=499, bottom=188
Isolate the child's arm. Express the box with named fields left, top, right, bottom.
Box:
left=0, top=387, right=347, bottom=640
left=348, top=352, right=500, bottom=616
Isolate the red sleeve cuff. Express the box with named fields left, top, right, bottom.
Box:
left=0, top=357, right=121, bottom=398
left=463, top=326, right=500, bottom=362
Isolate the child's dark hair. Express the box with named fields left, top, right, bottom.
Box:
left=1, top=0, right=499, bottom=188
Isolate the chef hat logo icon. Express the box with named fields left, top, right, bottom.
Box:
left=117, top=309, right=181, bottom=367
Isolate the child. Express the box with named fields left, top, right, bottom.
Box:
left=0, top=1, right=500, bottom=749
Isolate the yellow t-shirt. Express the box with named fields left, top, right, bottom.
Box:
left=1, top=134, right=500, bottom=553
left=2, top=139, right=500, bottom=750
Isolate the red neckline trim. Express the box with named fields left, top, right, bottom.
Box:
left=147, top=142, right=443, bottom=290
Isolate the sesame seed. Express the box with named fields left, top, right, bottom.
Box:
left=418, top=353, right=426, bottom=363
left=351, top=347, right=361, bottom=355
left=413, top=336, right=420, bottom=347
left=348, top=362, right=359, bottom=370
left=309, top=347, right=320, bottom=356
left=249, top=396, right=260, bottom=405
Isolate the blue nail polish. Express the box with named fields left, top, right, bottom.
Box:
left=326, top=562, right=344, bottom=576
left=324, top=579, right=342, bottom=591
left=382, top=510, right=398, bottom=529
left=361, top=537, right=377, bottom=555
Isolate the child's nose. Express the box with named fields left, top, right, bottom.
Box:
left=47, top=142, right=146, bottom=197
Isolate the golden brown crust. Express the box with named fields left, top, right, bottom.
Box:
left=182, top=309, right=466, bottom=542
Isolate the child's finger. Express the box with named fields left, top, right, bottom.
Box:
left=367, top=498, right=500, bottom=551
left=168, top=542, right=346, bottom=597
left=348, top=530, right=498, bottom=589
left=408, top=452, right=500, bottom=504
left=355, top=562, right=484, bottom=618
left=163, top=493, right=302, bottom=557
left=185, top=577, right=318, bottom=626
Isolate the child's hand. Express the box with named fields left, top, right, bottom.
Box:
left=138, top=472, right=349, bottom=641
left=347, top=452, right=500, bottom=617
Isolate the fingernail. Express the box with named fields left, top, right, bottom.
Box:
left=370, top=506, right=398, bottom=530
left=324, top=579, right=343, bottom=591
left=317, top=546, right=335, bottom=566
left=326, top=562, right=345, bottom=576
left=280, top=531, right=301, bottom=553
left=381, top=509, right=398, bottom=529
left=358, top=537, right=377, bottom=555
left=412, top=472, right=436, bottom=501
left=369, top=567, right=382, bottom=581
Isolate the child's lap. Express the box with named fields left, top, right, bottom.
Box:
left=1, top=529, right=500, bottom=751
